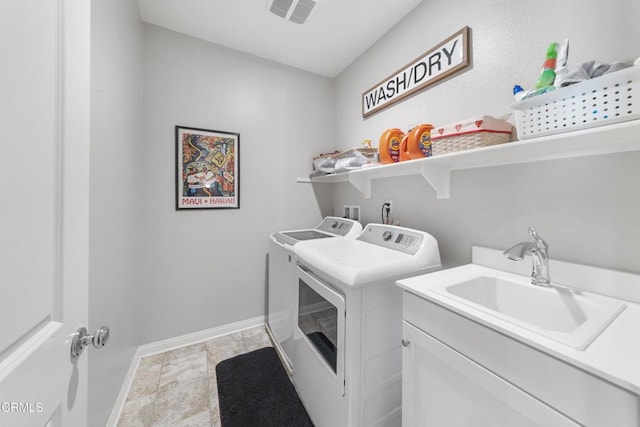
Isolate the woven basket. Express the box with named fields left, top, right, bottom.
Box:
left=432, top=131, right=511, bottom=155
left=431, top=115, right=513, bottom=156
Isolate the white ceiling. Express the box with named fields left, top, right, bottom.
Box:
left=136, top=0, right=423, bottom=78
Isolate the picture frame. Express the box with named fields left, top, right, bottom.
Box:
left=176, top=126, right=240, bottom=210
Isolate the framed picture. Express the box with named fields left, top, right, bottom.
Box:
left=176, top=126, right=240, bottom=210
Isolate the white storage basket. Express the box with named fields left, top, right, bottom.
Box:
left=513, top=65, right=639, bottom=139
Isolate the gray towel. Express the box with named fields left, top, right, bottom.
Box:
left=556, top=60, right=633, bottom=87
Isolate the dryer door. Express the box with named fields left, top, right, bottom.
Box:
left=296, top=266, right=346, bottom=396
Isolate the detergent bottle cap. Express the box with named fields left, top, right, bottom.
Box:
left=513, top=84, right=524, bottom=95
left=546, top=42, right=558, bottom=59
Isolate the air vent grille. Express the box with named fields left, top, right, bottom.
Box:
left=268, top=0, right=317, bottom=24
left=289, top=0, right=316, bottom=24
left=269, top=0, right=294, bottom=18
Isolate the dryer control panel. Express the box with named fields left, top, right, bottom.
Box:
left=357, top=224, right=424, bottom=255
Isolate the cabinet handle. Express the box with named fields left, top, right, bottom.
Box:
left=401, top=338, right=410, bottom=347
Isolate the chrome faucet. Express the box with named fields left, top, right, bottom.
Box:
left=503, top=227, right=550, bottom=287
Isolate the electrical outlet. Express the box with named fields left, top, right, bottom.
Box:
left=351, top=206, right=360, bottom=221
left=344, top=205, right=360, bottom=221
left=384, top=200, right=393, bottom=215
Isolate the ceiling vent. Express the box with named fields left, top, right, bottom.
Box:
left=268, top=0, right=317, bottom=24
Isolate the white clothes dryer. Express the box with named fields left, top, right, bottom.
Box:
left=293, top=224, right=441, bottom=427
left=267, top=217, right=362, bottom=374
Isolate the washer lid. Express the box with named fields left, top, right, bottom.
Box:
left=274, top=230, right=334, bottom=246
left=271, top=216, right=362, bottom=247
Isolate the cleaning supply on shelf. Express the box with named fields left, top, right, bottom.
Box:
left=378, top=128, right=405, bottom=163
left=522, top=86, right=556, bottom=100
left=535, top=42, right=558, bottom=89
left=553, top=39, right=570, bottom=88
left=400, top=124, right=434, bottom=161
left=513, top=85, right=526, bottom=101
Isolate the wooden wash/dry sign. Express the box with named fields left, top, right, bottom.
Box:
left=362, top=27, right=471, bottom=118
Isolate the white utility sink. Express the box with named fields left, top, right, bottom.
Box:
left=410, top=264, right=626, bottom=350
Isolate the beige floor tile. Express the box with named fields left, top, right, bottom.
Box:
left=119, top=324, right=290, bottom=427
left=138, top=353, right=165, bottom=369
left=126, top=363, right=162, bottom=402
left=159, top=351, right=208, bottom=388
left=164, top=342, right=207, bottom=362
left=118, top=393, right=156, bottom=427
left=206, top=332, right=247, bottom=366
left=210, top=406, right=221, bottom=427
left=241, top=325, right=273, bottom=352
left=171, top=409, right=211, bottom=427
left=208, top=373, right=220, bottom=422
left=152, top=376, right=209, bottom=426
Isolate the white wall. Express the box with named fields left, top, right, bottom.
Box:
left=336, top=0, right=640, bottom=144
left=139, top=24, right=334, bottom=344
left=89, top=0, right=143, bottom=425
left=329, top=0, right=640, bottom=274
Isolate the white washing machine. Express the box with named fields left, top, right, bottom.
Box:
left=293, top=224, right=441, bottom=427
left=267, top=217, right=362, bottom=374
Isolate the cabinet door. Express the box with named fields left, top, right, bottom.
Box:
left=402, top=322, right=580, bottom=427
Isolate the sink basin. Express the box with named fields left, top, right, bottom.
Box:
left=416, top=265, right=626, bottom=350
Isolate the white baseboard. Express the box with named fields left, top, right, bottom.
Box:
left=106, top=315, right=266, bottom=426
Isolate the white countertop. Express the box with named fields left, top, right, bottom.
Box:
left=397, top=247, right=640, bottom=395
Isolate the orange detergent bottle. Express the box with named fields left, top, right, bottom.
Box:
left=400, top=124, right=434, bottom=161
left=378, top=128, right=405, bottom=164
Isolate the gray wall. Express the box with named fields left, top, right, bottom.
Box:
left=329, top=0, right=640, bottom=274
left=138, top=24, right=334, bottom=344
left=89, top=0, right=143, bottom=425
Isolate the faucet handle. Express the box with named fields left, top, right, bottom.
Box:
left=528, top=227, right=548, bottom=249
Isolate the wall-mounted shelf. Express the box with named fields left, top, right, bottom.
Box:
left=310, top=120, right=640, bottom=199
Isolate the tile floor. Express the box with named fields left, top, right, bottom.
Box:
left=117, top=325, right=274, bottom=426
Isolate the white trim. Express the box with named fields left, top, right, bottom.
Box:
left=106, top=315, right=266, bottom=426
left=105, top=350, right=142, bottom=427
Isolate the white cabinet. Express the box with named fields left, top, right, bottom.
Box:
left=402, top=321, right=578, bottom=427
left=401, top=291, right=640, bottom=427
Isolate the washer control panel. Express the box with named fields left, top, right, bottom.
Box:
left=357, top=224, right=424, bottom=255
left=316, top=217, right=358, bottom=236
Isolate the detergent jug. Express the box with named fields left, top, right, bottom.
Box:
left=400, top=124, right=434, bottom=161
left=378, top=128, right=405, bottom=164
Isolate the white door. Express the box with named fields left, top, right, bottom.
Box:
left=0, top=1, right=91, bottom=426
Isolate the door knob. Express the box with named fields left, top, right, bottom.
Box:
left=71, top=326, right=110, bottom=358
